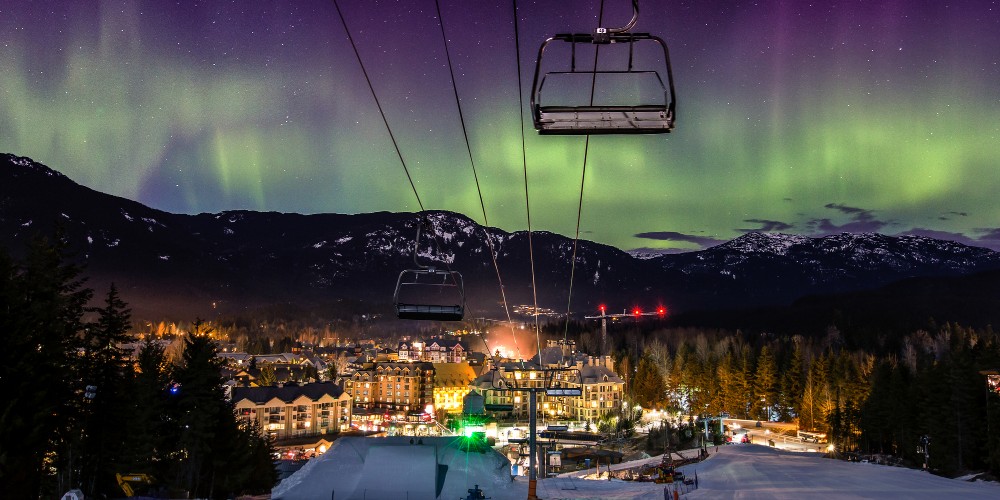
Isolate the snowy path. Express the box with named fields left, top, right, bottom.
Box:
left=532, top=444, right=999, bottom=499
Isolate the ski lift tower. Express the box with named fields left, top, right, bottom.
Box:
left=490, top=366, right=581, bottom=500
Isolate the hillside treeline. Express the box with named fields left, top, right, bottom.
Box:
left=0, top=236, right=276, bottom=498
left=600, top=324, right=1000, bottom=477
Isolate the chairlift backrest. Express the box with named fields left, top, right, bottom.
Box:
left=531, top=32, right=676, bottom=134
left=393, top=267, right=465, bottom=321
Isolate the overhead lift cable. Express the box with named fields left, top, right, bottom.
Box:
left=333, top=0, right=465, bottom=321
left=432, top=0, right=521, bottom=358
left=511, top=0, right=544, bottom=365
left=332, top=0, right=424, bottom=213
left=561, top=0, right=614, bottom=363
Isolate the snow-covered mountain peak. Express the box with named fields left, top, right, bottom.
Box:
left=2, top=153, right=69, bottom=180
left=716, top=232, right=810, bottom=255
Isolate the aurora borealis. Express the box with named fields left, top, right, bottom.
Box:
left=2, top=1, right=999, bottom=252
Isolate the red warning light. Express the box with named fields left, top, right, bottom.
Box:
left=599, top=304, right=606, bottom=314
left=632, top=307, right=642, bottom=317
left=657, top=306, right=667, bottom=317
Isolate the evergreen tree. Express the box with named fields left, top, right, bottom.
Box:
left=120, top=338, right=171, bottom=476
left=79, top=284, right=134, bottom=496
left=209, top=402, right=277, bottom=496
left=801, top=370, right=818, bottom=431
left=859, top=359, right=896, bottom=454
left=258, top=363, right=277, bottom=387
left=715, top=350, right=740, bottom=417
left=754, top=346, right=778, bottom=421
left=0, top=235, right=92, bottom=497
left=736, top=345, right=756, bottom=419
left=633, top=355, right=666, bottom=409
left=779, top=344, right=804, bottom=421
left=171, top=320, right=227, bottom=496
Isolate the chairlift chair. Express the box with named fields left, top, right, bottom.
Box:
left=393, top=218, right=466, bottom=321
left=393, top=268, right=465, bottom=320
left=531, top=32, right=676, bottom=134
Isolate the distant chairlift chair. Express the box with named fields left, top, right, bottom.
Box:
left=393, top=220, right=466, bottom=321
left=531, top=31, right=676, bottom=135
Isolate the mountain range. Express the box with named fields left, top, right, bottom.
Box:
left=3, top=152, right=999, bottom=328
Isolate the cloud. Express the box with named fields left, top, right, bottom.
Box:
left=739, top=219, right=793, bottom=232
left=633, top=231, right=726, bottom=248
left=938, top=211, right=968, bottom=221
left=808, top=203, right=890, bottom=235
left=824, top=203, right=874, bottom=218
left=627, top=246, right=693, bottom=256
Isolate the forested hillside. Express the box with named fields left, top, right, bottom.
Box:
left=599, top=324, right=1000, bottom=476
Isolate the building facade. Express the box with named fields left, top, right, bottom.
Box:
left=398, top=338, right=468, bottom=363
left=344, top=361, right=435, bottom=415
left=232, top=382, right=352, bottom=442
left=473, top=353, right=625, bottom=423
left=432, top=362, right=478, bottom=415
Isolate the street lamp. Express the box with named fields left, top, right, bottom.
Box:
left=980, top=369, right=1000, bottom=468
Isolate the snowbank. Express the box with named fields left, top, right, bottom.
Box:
left=272, top=436, right=513, bottom=500
left=684, top=445, right=1000, bottom=499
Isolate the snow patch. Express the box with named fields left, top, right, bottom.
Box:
left=273, top=436, right=513, bottom=500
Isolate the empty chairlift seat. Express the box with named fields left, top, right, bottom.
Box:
left=531, top=32, right=676, bottom=134
left=393, top=268, right=465, bottom=321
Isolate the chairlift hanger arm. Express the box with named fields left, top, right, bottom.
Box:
left=412, top=215, right=435, bottom=270
left=600, top=0, right=640, bottom=37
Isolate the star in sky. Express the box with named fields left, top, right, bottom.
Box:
left=2, top=0, right=999, bottom=251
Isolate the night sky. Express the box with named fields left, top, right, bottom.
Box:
left=2, top=1, right=999, bottom=252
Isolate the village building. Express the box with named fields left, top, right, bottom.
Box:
left=232, top=381, right=352, bottom=443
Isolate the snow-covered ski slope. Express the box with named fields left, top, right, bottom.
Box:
left=274, top=438, right=999, bottom=499
left=680, top=445, right=998, bottom=499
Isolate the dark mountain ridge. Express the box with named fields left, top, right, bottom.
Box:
left=3, top=152, right=1000, bottom=325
